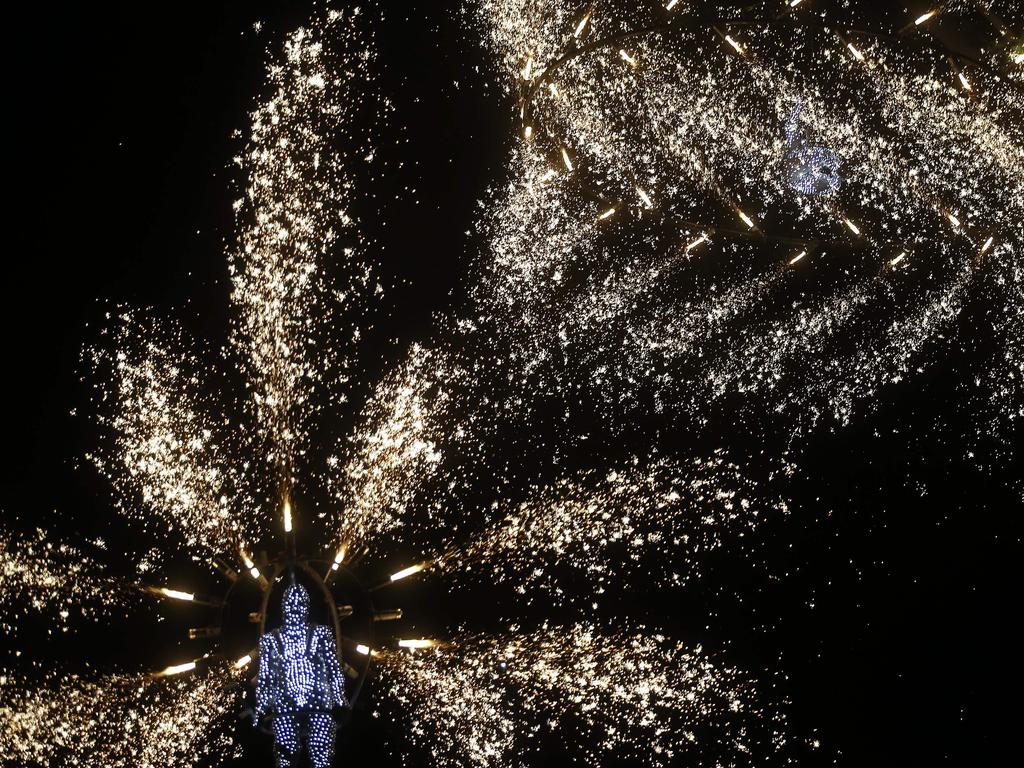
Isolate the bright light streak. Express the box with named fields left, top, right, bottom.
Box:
left=637, top=188, right=653, bottom=208
left=890, top=252, right=907, bottom=267
left=915, top=10, right=937, bottom=26
left=561, top=148, right=574, bottom=172
left=619, top=49, right=638, bottom=67
left=540, top=168, right=557, bottom=182
left=844, top=218, right=861, bottom=235
left=789, top=251, right=807, bottom=265
left=356, top=644, right=371, bottom=655
left=159, top=588, right=195, bottom=602
left=234, top=654, right=253, bottom=669
left=159, top=661, right=197, bottom=677
left=946, top=212, right=961, bottom=228
left=240, top=549, right=254, bottom=569
left=685, top=233, right=709, bottom=252
left=524, top=125, right=533, bottom=140
left=981, top=236, right=994, bottom=254
left=847, top=43, right=865, bottom=62
left=958, top=72, right=971, bottom=91
left=789, top=0, right=803, bottom=6
left=574, top=12, right=591, bottom=38
left=522, top=57, right=533, bottom=80
left=725, top=36, right=744, bottom=55
left=666, top=0, right=679, bottom=10
left=390, top=562, right=428, bottom=582
left=598, top=207, right=616, bottom=220
left=283, top=499, right=293, bottom=533
left=398, top=639, right=435, bottom=650
left=737, top=210, right=754, bottom=228
left=331, top=547, right=346, bottom=571
left=240, top=548, right=262, bottom=580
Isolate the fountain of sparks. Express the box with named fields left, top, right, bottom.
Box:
left=0, top=526, right=136, bottom=636
left=0, top=666, right=241, bottom=767
left=377, top=623, right=780, bottom=768
left=85, top=314, right=265, bottom=566
left=470, top=0, right=1023, bottom=440
left=429, top=454, right=793, bottom=604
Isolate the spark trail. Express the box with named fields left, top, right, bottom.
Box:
left=471, top=0, right=1024, bottom=436
left=0, top=666, right=241, bottom=768
left=327, top=331, right=535, bottom=559
left=229, top=8, right=384, bottom=501
left=378, top=623, right=781, bottom=767
left=0, top=527, right=135, bottom=635
left=328, top=345, right=451, bottom=555
left=435, top=455, right=791, bottom=602
left=86, top=315, right=261, bottom=563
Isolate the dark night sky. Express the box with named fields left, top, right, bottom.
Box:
left=4, top=2, right=1019, bottom=766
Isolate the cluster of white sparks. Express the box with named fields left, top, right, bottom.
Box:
left=228, top=8, right=382, bottom=499
left=378, top=623, right=777, bottom=767
left=327, top=344, right=454, bottom=556
left=85, top=315, right=263, bottom=564
left=472, top=0, right=1023, bottom=437
left=437, top=454, right=792, bottom=602
left=0, top=527, right=130, bottom=635
left=3, top=1, right=1022, bottom=766
left=0, top=665, right=241, bottom=767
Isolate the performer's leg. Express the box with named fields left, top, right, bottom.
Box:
left=273, top=714, right=301, bottom=768
left=306, top=712, right=337, bottom=768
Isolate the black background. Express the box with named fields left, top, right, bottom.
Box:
left=4, top=1, right=1019, bottom=766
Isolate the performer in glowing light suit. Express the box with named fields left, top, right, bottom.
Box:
left=783, top=101, right=842, bottom=197
left=256, top=580, right=347, bottom=768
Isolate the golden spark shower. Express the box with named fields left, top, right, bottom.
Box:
left=2, top=1, right=1021, bottom=766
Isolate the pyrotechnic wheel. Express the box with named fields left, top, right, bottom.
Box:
left=143, top=543, right=412, bottom=721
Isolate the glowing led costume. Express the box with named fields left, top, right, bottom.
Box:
left=783, top=102, right=842, bottom=196
left=256, top=582, right=346, bottom=768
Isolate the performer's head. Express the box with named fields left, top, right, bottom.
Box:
left=282, top=582, right=310, bottom=627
